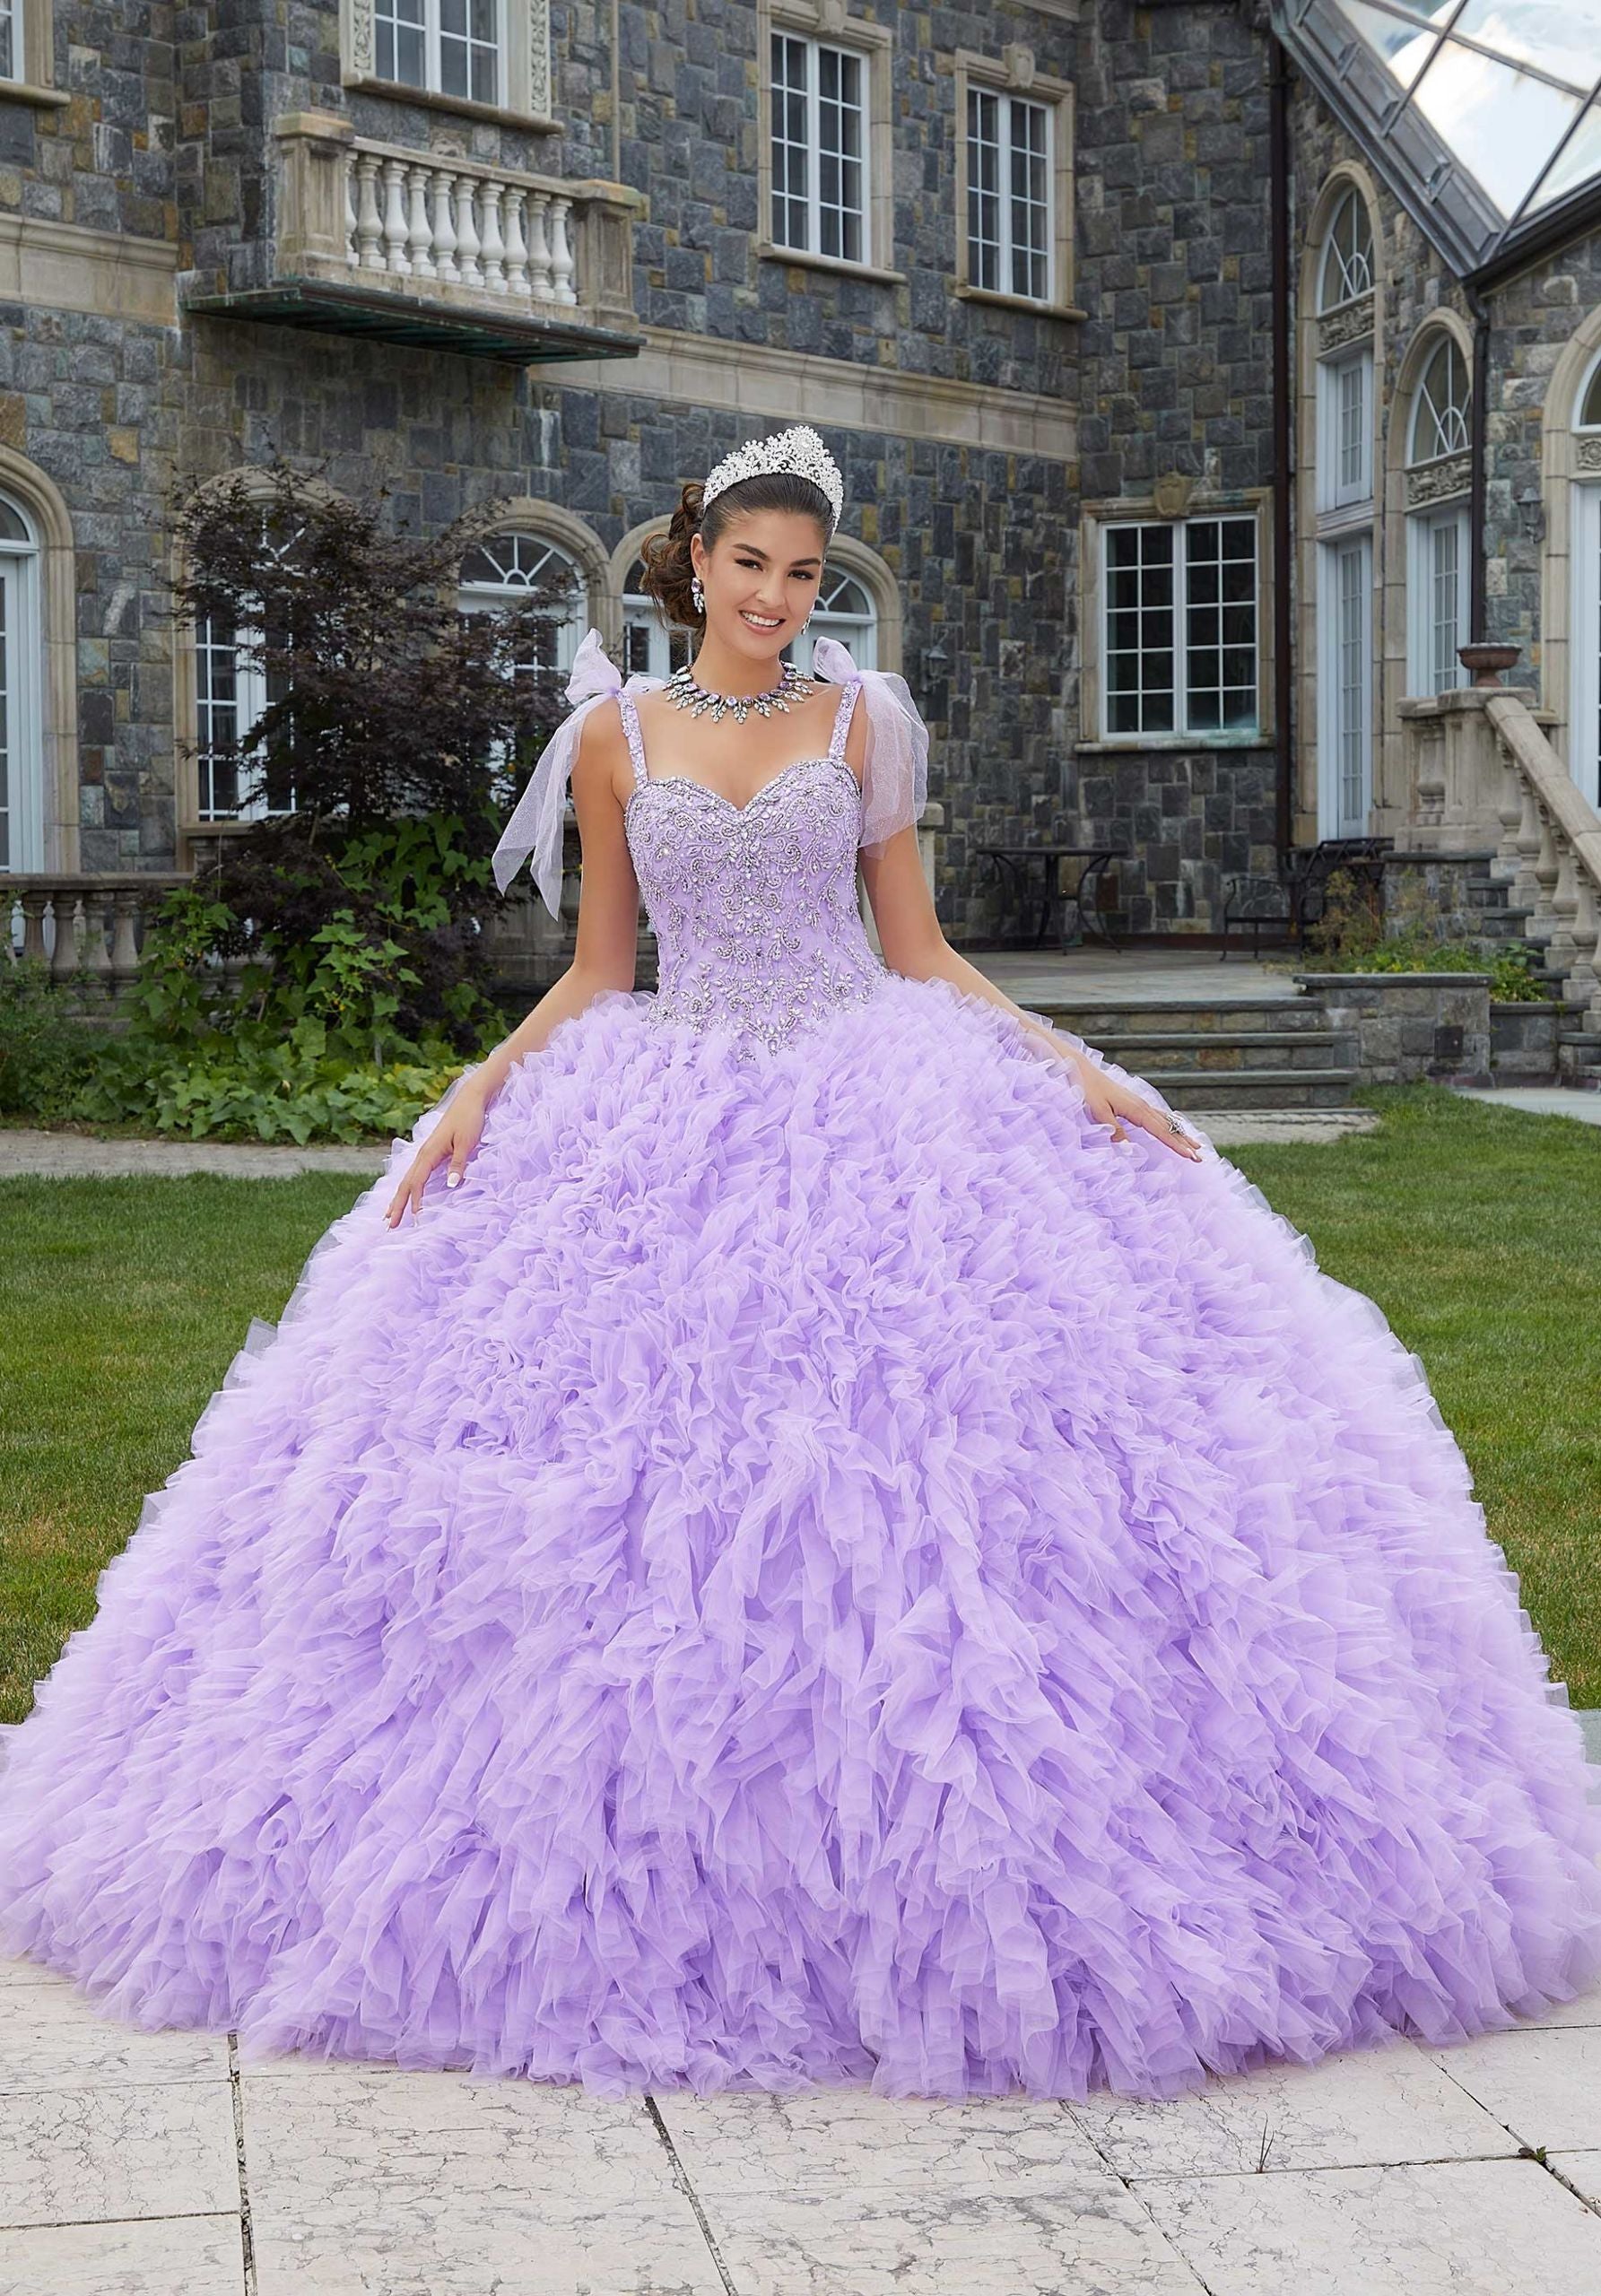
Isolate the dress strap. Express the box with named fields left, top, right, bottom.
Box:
left=616, top=689, right=648, bottom=791
left=827, top=676, right=862, bottom=764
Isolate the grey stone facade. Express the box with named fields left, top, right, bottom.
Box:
left=5, top=0, right=1601, bottom=941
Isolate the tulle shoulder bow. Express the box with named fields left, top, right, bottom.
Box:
left=491, top=630, right=665, bottom=916
left=811, top=637, right=931, bottom=853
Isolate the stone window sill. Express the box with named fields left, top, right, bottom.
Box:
left=1074, top=736, right=1272, bottom=755
left=956, top=282, right=1084, bottom=321
left=0, top=79, right=70, bottom=109
left=757, top=241, right=904, bottom=287
left=341, top=73, right=557, bottom=134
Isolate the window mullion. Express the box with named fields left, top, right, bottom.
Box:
left=1175, top=522, right=1190, bottom=740
left=806, top=40, right=822, bottom=257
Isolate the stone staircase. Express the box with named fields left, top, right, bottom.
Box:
left=1022, top=993, right=1361, bottom=1111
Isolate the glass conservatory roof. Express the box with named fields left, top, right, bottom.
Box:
left=1274, top=1, right=1601, bottom=279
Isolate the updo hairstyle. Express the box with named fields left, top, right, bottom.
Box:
left=639, top=471, right=835, bottom=632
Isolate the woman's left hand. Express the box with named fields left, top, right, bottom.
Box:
left=1064, top=1050, right=1205, bottom=1161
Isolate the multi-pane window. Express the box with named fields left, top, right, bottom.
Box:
left=1318, top=184, right=1374, bottom=311
left=376, top=0, right=501, bottom=109
left=622, top=560, right=692, bottom=683
left=0, top=494, right=39, bottom=874
left=195, top=617, right=298, bottom=822
left=1408, top=335, right=1471, bottom=464
left=770, top=33, right=867, bottom=265
left=1335, top=538, right=1370, bottom=830
left=1102, top=517, right=1258, bottom=740
left=1317, top=347, right=1374, bottom=513
left=967, top=87, right=1051, bottom=302
left=0, top=1, right=19, bottom=82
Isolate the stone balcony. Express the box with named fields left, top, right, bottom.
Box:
left=182, top=112, right=646, bottom=366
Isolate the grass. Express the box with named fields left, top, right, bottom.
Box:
left=1, top=1083, right=1597, bottom=1723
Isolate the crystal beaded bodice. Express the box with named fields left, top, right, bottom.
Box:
left=619, top=682, right=892, bottom=1056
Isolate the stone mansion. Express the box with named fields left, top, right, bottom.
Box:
left=4, top=0, right=1601, bottom=971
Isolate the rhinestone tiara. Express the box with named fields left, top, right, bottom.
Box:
left=700, top=424, right=844, bottom=530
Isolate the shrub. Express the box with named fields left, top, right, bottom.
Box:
left=1304, top=869, right=1549, bottom=1003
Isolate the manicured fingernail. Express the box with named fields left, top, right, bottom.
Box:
left=447, top=1172, right=461, bottom=1188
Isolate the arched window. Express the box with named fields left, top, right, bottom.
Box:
left=1318, top=186, right=1374, bottom=313
left=1570, top=344, right=1601, bottom=804
left=622, top=561, right=692, bottom=682
left=1408, top=335, right=1472, bottom=465
left=1405, top=333, right=1473, bottom=698
left=1579, top=360, right=1601, bottom=431
left=789, top=567, right=878, bottom=674
left=1313, top=185, right=1378, bottom=836
left=194, top=510, right=307, bottom=823
left=0, top=491, right=45, bottom=871
left=457, top=532, right=587, bottom=675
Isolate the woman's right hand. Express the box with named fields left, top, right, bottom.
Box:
left=385, top=1085, right=490, bottom=1228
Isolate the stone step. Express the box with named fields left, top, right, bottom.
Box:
left=1131, top=1066, right=1360, bottom=1110
left=1084, top=1029, right=1358, bottom=1074
left=1030, top=997, right=1329, bottom=1037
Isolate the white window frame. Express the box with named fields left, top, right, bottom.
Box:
left=1099, top=512, right=1261, bottom=744
left=373, top=0, right=503, bottom=109
left=1406, top=502, right=1470, bottom=699
left=768, top=29, right=871, bottom=268
left=966, top=85, right=1053, bottom=306
left=1318, top=348, right=1374, bottom=514
left=459, top=531, right=588, bottom=783
left=757, top=1, right=896, bottom=281
left=1318, top=533, right=1374, bottom=837
left=344, top=0, right=552, bottom=127
left=194, top=615, right=299, bottom=824
left=0, top=496, right=43, bottom=873
left=1571, top=481, right=1601, bottom=810
left=0, top=0, right=22, bottom=83
left=790, top=567, right=879, bottom=675
left=954, top=48, right=1075, bottom=315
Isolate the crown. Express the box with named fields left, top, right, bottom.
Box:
left=700, top=424, right=844, bottom=530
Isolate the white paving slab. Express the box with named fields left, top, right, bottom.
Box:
left=690, top=2177, right=1207, bottom=2296
left=0, top=1967, right=230, bottom=2092
left=1548, top=2149, right=1601, bottom=2205
left=1449, top=1085, right=1601, bottom=1126
left=240, top=2062, right=725, bottom=2295
left=654, top=2087, right=1106, bottom=2197
left=0, top=2212, right=243, bottom=2296
left=1425, top=2022, right=1601, bottom=2151
left=1066, top=2033, right=1516, bottom=2178
left=0, top=2079, right=238, bottom=2231
left=1133, top=2153, right=1601, bottom=2296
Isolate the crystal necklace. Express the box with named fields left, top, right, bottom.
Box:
left=664, top=658, right=815, bottom=725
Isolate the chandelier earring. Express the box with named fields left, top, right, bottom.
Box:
left=691, top=572, right=706, bottom=616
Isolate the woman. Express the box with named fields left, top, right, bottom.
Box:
left=2, top=424, right=1598, bottom=2104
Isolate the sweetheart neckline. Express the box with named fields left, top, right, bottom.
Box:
left=624, top=753, right=863, bottom=822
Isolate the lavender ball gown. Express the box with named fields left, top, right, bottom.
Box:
left=3, top=647, right=1600, bottom=2107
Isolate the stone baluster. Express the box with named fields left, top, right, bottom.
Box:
left=344, top=156, right=359, bottom=265
left=1511, top=780, right=1545, bottom=920
left=1529, top=807, right=1561, bottom=952
left=48, top=890, right=80, bottom=986
left=109, top=889, right=144, bottom=996
left=1565, top=868, right=1601, bottom=1022
left=17, top=886, right=48, bottom=963
left=406, top=163, right=435, bottom=277
left=1549, top=838, right=1580, bottom=978
left=548, top=196, right=576, bottom=305
left=79, top=884, right=115, bottom=999
left=1493, top=746, right=1525, bottom=883
left=353, top=152, right=386, bottom=271
left=525, top=193, right=553, bottom=298
left=453, top=177, right=483, bottom=287
left=502, top=187, right=529, bottom=293
left=478, top=180, right=507, bottom=291
left=380, top=158, right=412, bottom=274
left=431, top=168, right=459, bottom=283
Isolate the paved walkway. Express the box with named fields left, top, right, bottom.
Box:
left=1449, top=1085, right=1601, bottom=1127
left=3, top=1930, right=1601, bottom=2294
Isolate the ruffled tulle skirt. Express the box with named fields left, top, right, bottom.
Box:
left=2, top=973, right=1598, bottom=2100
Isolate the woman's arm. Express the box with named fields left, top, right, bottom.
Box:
left=385, top=705, right=641, bottom=1225
left=857, top=764, right=1202, bottom=1163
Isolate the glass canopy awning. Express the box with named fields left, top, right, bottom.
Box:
left=1273, top=1, right=1601, bottom=281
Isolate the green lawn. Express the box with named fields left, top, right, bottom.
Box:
left=2, top=1084, right=1597, bottom=1725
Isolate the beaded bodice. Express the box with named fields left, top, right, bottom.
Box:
left=619, top=679, right=892, bottom=1056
